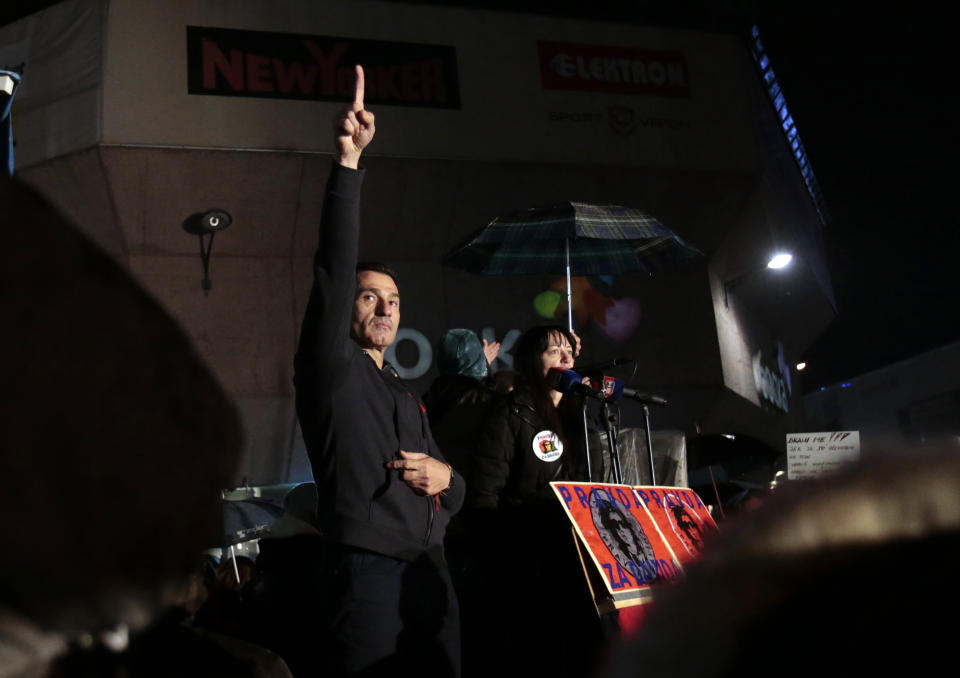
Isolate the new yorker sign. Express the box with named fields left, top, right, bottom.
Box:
left=186, top=26, right=460, bottom=108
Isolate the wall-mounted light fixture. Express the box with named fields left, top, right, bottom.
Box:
left=182, top=209, right=233, bottom=292
left=723, top=251, right=794, bottom=307
left=767, top=252, right=793, bottom=269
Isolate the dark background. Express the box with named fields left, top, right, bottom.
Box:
left=4, top=0, right=954, bottom=393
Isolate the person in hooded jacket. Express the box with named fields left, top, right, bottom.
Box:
left=423, top=329, right=501, bottom=482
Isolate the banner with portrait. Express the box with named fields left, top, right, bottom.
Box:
left=551, top=482, right=716, bottom=612
left=635, top=485, right=716, bottom=565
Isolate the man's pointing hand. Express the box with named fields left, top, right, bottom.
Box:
left=333, top=65, right=375, bottom=169
left=386, top=450, right=452, bottom=497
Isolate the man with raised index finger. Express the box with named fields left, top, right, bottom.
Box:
left=294, top=65, right=464, bottom=677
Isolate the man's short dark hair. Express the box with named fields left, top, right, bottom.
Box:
left=356, top=261, right=398, bottom=285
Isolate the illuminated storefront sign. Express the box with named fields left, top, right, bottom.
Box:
left=753, top=343, right=791, bottom=412
left=538, top=41, right=689, bottom=97
left=186, top=26, right=460, bottom=108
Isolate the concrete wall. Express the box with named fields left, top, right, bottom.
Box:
left=804, top=341, right=960, bottom=452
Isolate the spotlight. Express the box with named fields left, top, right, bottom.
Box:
left=184, top=209, right=232, bottom=234
left=767, top=252, right=793, bottom=269
left=182, top=209, right=234, bottom=292
left=200, top=209, right=232, bottom=233
left=796, top=362, right=806, bottom=371
left=723, top=251, right=796, bottom=306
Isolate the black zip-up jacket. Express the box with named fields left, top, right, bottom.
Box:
left=469, top=388, right=566, bottom=511
left=469, top=387, right=599, bottom=511
left=294, top=163, right=464, bottom=562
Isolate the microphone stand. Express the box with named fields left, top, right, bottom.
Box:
left=560, top=368, right=661, bottom=485
left=596, top=394, right=658, bottom=486
left=580, top=393, right=623, bottom=484
left=579, top=392, right=651, bottom=485
left=582, top=401, right=593, bottom=482
left=600, top=397, right=623, bottom=484
left=642, top=404, right=657, bottom=486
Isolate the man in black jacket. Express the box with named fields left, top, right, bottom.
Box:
left=294, top=65, right=464, bottom=677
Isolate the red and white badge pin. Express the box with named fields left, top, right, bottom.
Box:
left=532, top=430, right=563, bottom=462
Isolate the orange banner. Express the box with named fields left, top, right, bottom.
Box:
left=635, top=486, right=716, bottom=565
left=551, top=482, right=716, bottom=608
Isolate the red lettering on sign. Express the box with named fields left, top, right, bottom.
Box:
left=401, top=63, right=420, bottom=100
left=272, top=59, right=318, bottom=94
left=420, top=59, right=446, bottom=102
left=201, top=39, right=244, bottom=91
left=373, top=65, right=401, bottom=100
left=246, top=53, right=273, bottom=92
left=366, top=60, right=447, bottom=103
left=538, top=40, right=689, bottom=97
left=189, top=28, right=458, bottom=107
left=336, top=66, right=355, bottom=97
left=301, top=39, right=350, bottom=96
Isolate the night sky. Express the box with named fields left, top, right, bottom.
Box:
left=4, top=1, right=955, bottom=394
left=749, top=6, right=957, bottom=392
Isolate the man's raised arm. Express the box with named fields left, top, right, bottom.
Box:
left=295, top=66, right=375, bottom=377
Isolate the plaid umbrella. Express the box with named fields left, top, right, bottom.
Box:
left=443, top=201, right=702, bottom=330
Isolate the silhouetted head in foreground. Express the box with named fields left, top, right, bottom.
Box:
left=0, top=175, right=242, bottom=637
left=601, top=449, right=960, bottom=677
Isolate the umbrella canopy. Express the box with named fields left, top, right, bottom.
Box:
left=443, top=201, right=701, bottom=276
left=222, top=497, right=285, bottom=547
left=221, top=482, right=301, bottom=503
left=687, top=433, right=784, bottom=470
left=443, top=201, right=702, bottom=331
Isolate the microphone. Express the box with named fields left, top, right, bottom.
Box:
left=545, top=368, right=593, bottom=396
left=547, top=369, right=667, bottom=406
left=600, top=376, right=668, bottom=407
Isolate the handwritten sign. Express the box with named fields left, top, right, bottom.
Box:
left=786, top=431, right=860, bottom=480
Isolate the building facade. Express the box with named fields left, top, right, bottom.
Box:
left=2, top=0, right=835, bottom=483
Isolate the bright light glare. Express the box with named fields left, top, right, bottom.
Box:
left=796, top=362, right=806, bottom=371
left=767, top=253, right=793, bottom=269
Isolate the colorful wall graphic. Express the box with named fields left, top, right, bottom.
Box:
left=534, top=276, right=643, bottom=344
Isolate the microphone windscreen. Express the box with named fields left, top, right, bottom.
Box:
left=601, top=375, right=625, bottom=399
left=546, top=368, right=584, bottom=394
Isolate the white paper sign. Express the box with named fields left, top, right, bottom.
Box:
left=786, top=431, right=860, bottom=480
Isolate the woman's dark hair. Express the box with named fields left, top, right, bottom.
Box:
left=513, top=324, right=576, bottom=444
